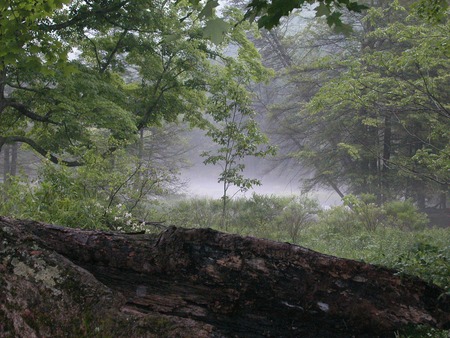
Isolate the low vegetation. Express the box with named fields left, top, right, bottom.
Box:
left=160, top=194, right=450, bottom=293
left=4, top=177, right=447, bottom=295
left=1, top=176, right=449, bottom=336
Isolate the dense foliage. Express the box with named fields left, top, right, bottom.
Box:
left=0, top=2, right=448, bottom=331
left=0, top=1, right=448, bottom=336
left=262, top=0, right=449, bottom=208
left=2, top=0, right=447, bottom=214
left=1, top=0, right=275, bottom=219
left=1, top=0, right=236, bottom=161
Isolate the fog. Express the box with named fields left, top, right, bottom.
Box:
left=179, top=132, right=342, bottom=208
left=181, top=166, right=342, bottom=208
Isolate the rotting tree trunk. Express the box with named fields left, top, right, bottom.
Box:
left=1, top=217, right=449, bottom=338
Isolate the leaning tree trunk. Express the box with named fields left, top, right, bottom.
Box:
left=1, top=216, right=449, bottom=337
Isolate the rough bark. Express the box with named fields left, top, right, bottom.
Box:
left=1, top=216, right=449, bottom=338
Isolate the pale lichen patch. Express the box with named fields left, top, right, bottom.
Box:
left=2, top=226, right=14, bottom=236
left=352, top=275, right=368, bottom=283
left=35, top=265, right=62, bottom=293
left=11, top=257, right=63, bottom=296
left=12, top=259, right=35, bottom=278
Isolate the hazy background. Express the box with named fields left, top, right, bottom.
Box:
left=179, top=131, right=342, bottom=207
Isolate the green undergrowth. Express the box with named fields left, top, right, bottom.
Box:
left=1, top=187, right=448, bottom=335
left=220, top=218, right=450, bottom=297
left=291, top=223, right=449, bottom=291
left=159, top=194, right=449, bottom=293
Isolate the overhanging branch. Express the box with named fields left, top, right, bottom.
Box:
left=0, top=136, right=83, bottom=167
left=3, top=99, right=61, bottom=125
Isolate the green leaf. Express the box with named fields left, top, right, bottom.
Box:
left=333, top=22, right=353, bottom=35
left=315, top=3, right=331, bottom=17
left=203, top=18, right=230, bottom=44
left=199, top=0, right=219, bottom=19
left=162, top=34, right=180, bottom=43
left=326, top=11, right=343, bottom=27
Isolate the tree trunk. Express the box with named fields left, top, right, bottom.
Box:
left=324, top=176, right=345, bottom=200
left=439, top=190, right=447, bottom=209
left=1, top=216, right=449, bottom=337
left=10, top=142, right=18, bottom=177
left=380, top=113, right=392, bottom=204
left=417, top=187, right=426, bottom=210
left=138, top=128, right=145, bottom=160
left=3, top=144, right=10, bottom=183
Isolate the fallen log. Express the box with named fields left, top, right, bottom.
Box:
left=0, top=216, right=449, bottom=337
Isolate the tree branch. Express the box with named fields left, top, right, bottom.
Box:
left=100, top=29, right=129, bottom=73
left=3, top=99, right=61, bottom=125
left=0, top=136, right=83, bottom=167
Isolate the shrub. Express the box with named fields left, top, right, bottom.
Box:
left=384, top=200, right=429, bottom=230
left=0, top=150, right=177, bottom=230
left=235, top=194, right=289, bottom=228
left=0, top=174, right=36, bottom=218
left=317, top=205, right=361, bottom=235
left=275, top=196, right=321, bottom=243
left=164, top=198, right=222, bottom=228
left=333, top=195, right=430, bottom=231
left=343, top=194, right=385, bottom=231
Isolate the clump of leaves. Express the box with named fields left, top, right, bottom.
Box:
left=384, top=200, right=429, bottom=230
left=162, top=198, right=223, bottom=229
left=393, top=239, right=450, bottom=292
left=274, top=195, right=321, bottom=243
left=341, top=194, right=429, bottom=231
